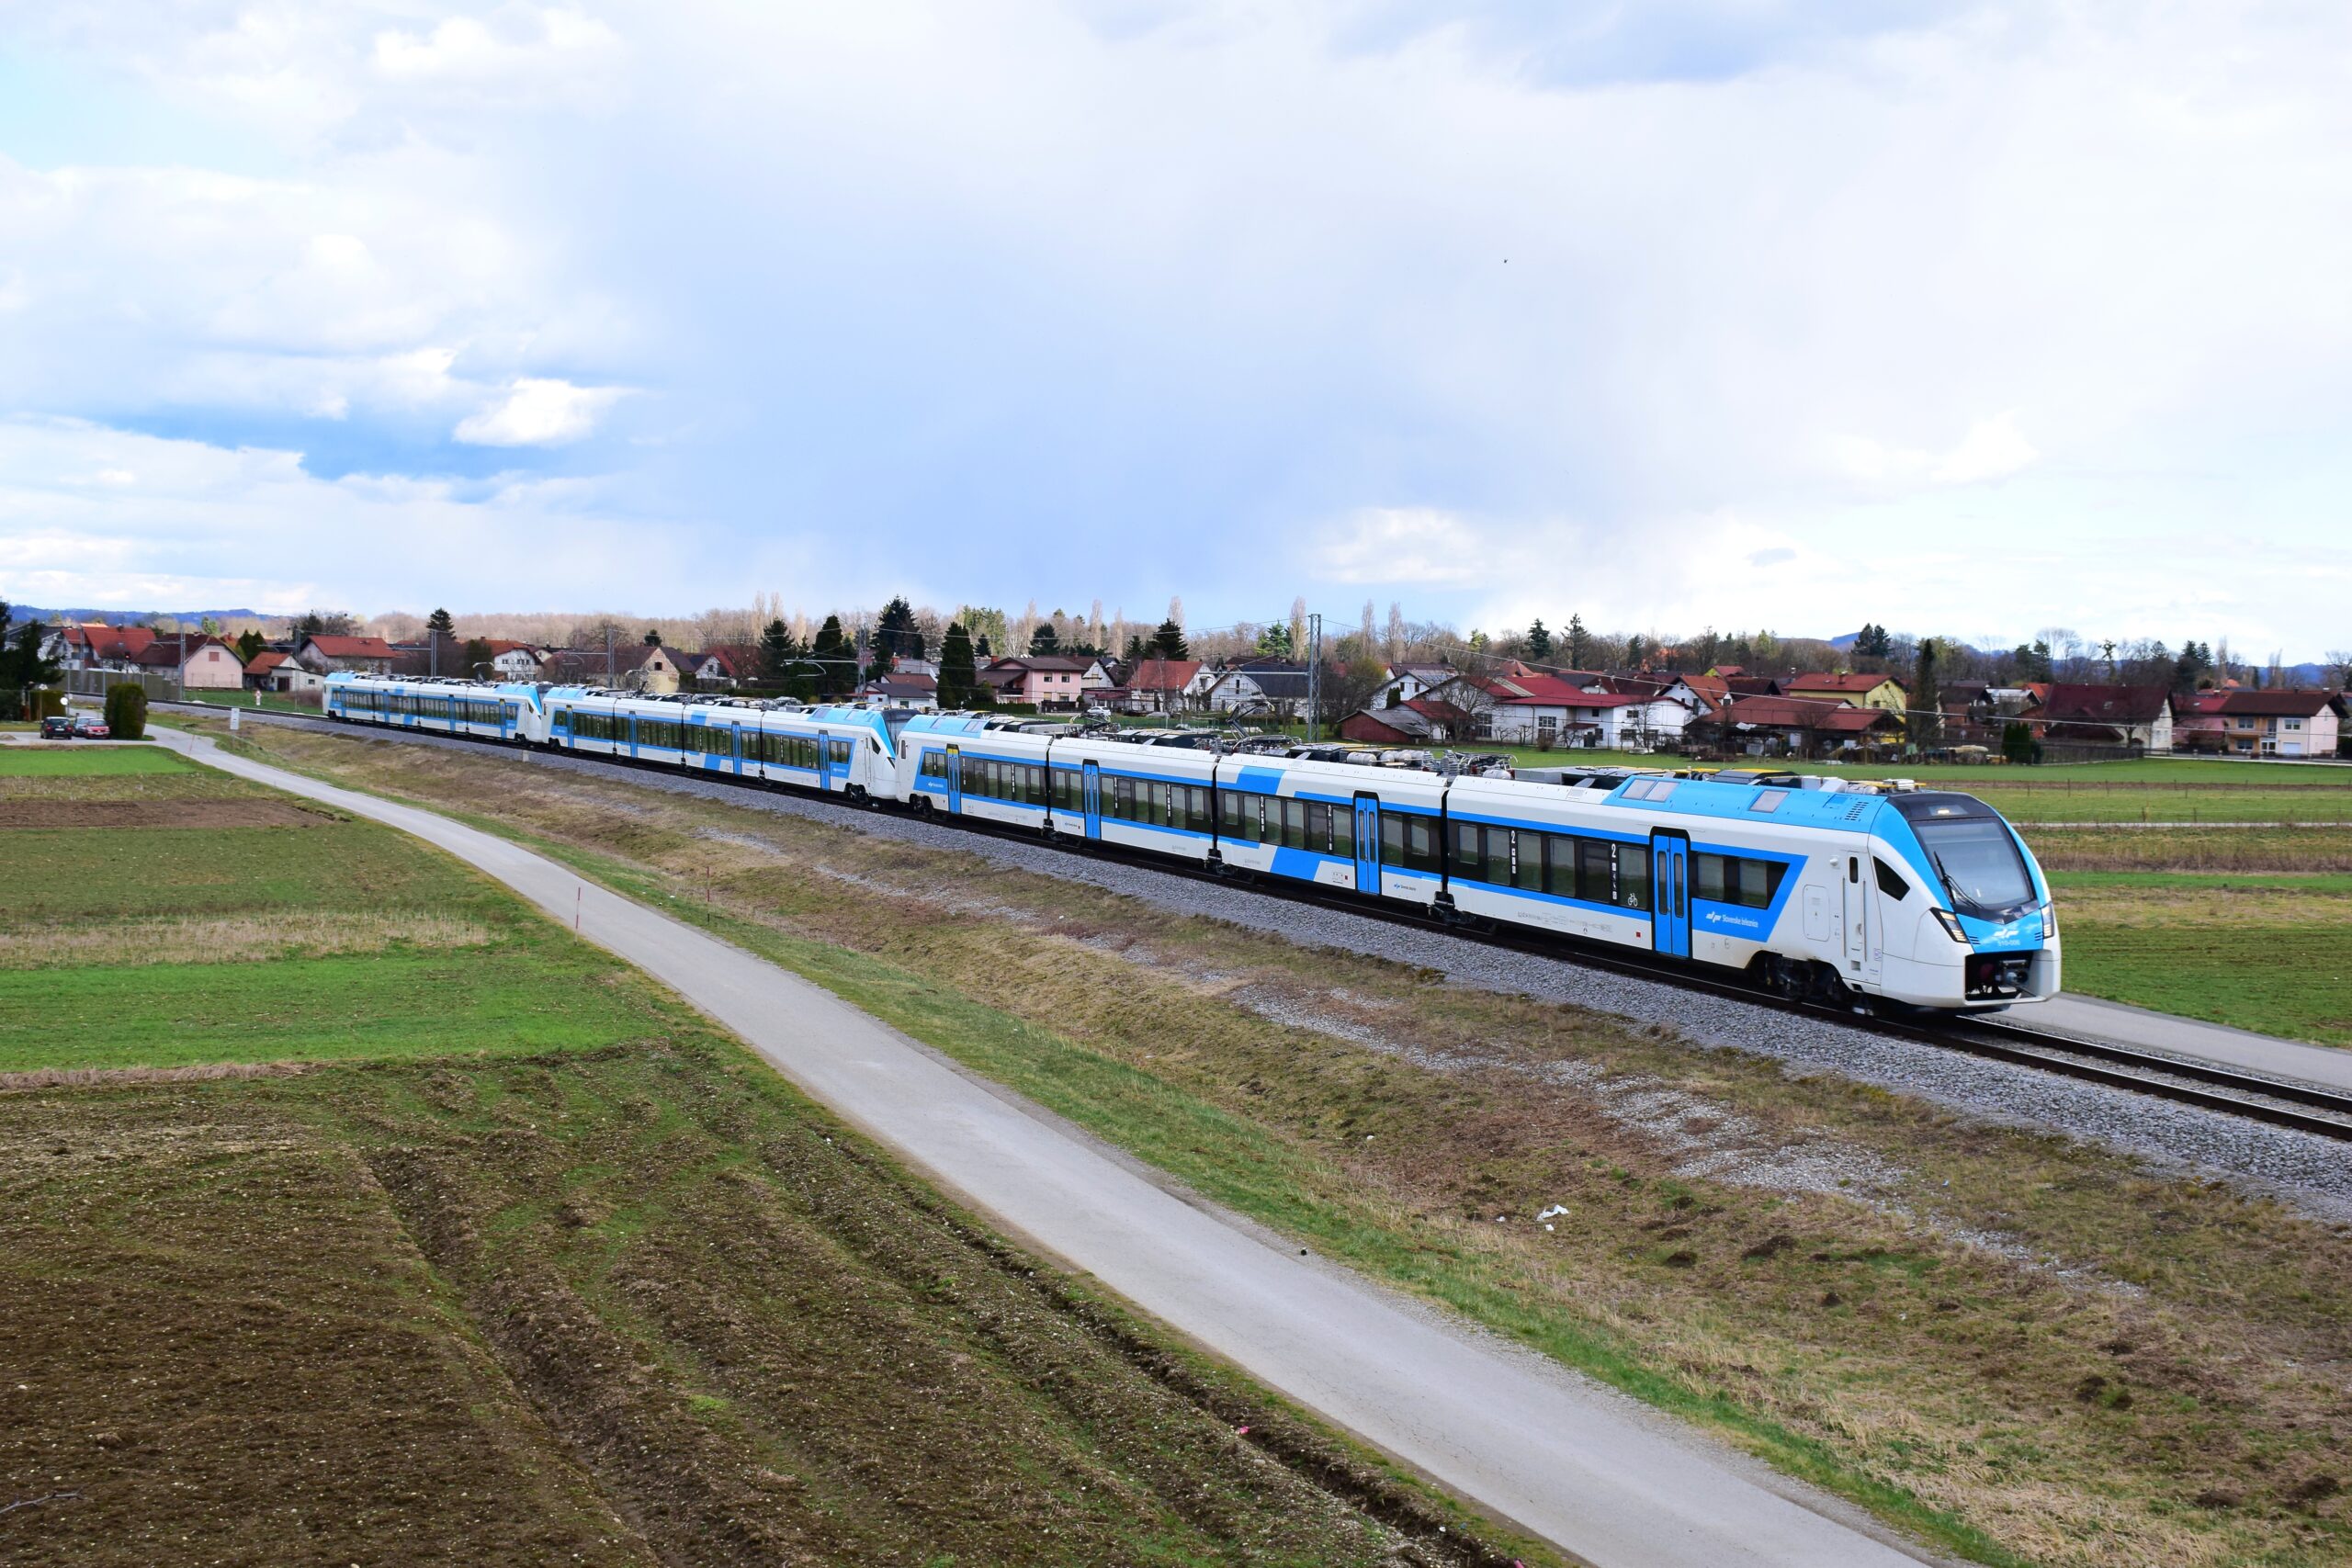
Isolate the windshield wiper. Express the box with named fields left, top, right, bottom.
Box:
left=1928, top=849, right=1967, bottom=909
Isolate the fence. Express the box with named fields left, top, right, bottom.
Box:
left=60, top=669, right=182, bottom=704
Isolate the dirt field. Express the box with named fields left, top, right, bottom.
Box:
left=195, top=719, right=2352, bottom=1568
left=2, top=1043, right=1508, bottom=1568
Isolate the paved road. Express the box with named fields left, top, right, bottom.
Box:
left=2033, top=993, right=2352, bottom=1092
left=155, top=726, right=1933, bottom=1568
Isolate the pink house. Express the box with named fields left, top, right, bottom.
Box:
left=2211, top=691, right=2345, bottom=758
left=979, top=655, right=1091, bottom=709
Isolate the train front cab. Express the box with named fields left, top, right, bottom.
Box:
left=1869, top=794, right=2061, bottom=1010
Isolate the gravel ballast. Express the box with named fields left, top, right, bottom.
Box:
left=195, top=708, right=2352, bottom=1216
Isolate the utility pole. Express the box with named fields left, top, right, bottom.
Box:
left=605, top=625, right=616, bottom=687
left=1306, top=612, right=1322, bottom=742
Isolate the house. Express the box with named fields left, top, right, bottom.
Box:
left=243, top=649, right=327, bottom=695
left=1427, top=672, right=1696, bottom=750
left=1784, top=672, right=1908, bottom=714
left=2169, top=690, right=2230, bottom=752
left=1701, top=695, right=1905, bottom=756
left=1379, top=664, right=1459, bottom=704
left=296, top=635, right=400, bottom=676
left=1337, top=702, right=1448, bottom=745
left=134, top=635, right=245, bottom=690
left=2208, top=690, right=2345, bottom=758
left=2035, top=684, right=2174, bottom=752
left=539, top=643, right=687, bottom=694
left=858, top=674, right=940, bottom=711
left=1205, top=662, right=1313, bottom=715
left=481, top=640, right=546, bottom=680
left=44, top=621, right=160, bottom=672
left=1125, top=658, right=1205, bottom=713
left=980, top=655, right=1091, bottom=709
left=688, top=646, right=763, bottom=687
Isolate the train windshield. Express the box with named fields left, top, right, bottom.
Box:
left=1913, top=818, right=2035, bottom=916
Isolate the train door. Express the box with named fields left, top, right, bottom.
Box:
left=817, top=733, right=836, bottom=792
left=946, top=744, right=963, bottom=812
left=1353, top=794, right=1382, bottom=896
left=626, top=714, right=639, bottom=761
left=1650, top=829, right=1691, bottom=959
left=729, top=723, right=744, bottom=776
left=1841, top=853, right=1869, bottom=979
left=1081, top=760, right=1102, bottom=840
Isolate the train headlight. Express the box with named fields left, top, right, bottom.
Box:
left=2039, top=901, right=2057, bottom=938
left=1930, top=908, right=1969, bottom=943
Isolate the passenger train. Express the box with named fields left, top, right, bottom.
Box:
left=322, top=672, right=2060, bottom=1012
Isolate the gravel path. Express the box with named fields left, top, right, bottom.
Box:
left=196, top=709, right=2352, bottom=1216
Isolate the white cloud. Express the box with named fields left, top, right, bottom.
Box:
left=1830, top=413, right=2040, bottom=490
left=0, top=415, right=657, bottom=611
left=454, top=378, right=628, bottom=446
left=1315, top=507, right=1490, bottom=587
left=373, top=8, right=624, bottom=85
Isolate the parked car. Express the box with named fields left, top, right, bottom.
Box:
left=40, top=714, right=74, bottom=739
left=71, top=716, right=110, bottom=739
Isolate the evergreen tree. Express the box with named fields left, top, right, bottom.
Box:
left=2002, top=720, right=2037, bottom=765
left=0, top=616, right=61, bottom=721
left=425, top=607, right=456, bottom=638
left=1624, top=634, right=1647, bottom=669
left=1854, top=624, right=1893, bottom=660
left=1122, top=632, right=1144, bottom=663
left=1565, top=615, right=1591, bottom=669
left=809, top=615, right=854, bottom=698
left=461, top=637, right=494, bottom=679
left=938, top=622, right=978, bottom=708
left=1150, top=619, right=1189, bottom=660
left=643, top=626, right=663, bottom=647
left=759, top=619, right=800, bottom=684
left=1525, top=618, right=1552, bottom=660
left=876, top=596, right=922, bottom=660
left=1912, top=638, right=1943, bottom=749
left=1029, top=620, right=1061, bottom=655
left=1254, top=622, right=1291, bottom=657
left=234, top=627, right=266, bottom=663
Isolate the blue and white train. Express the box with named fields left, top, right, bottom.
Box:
left=323, top=673, right=2059, bottom=1012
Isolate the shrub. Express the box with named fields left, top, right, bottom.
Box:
left=105, top=682, right=149, bottom=739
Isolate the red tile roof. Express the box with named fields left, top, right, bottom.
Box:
left=1787, top=672, right=1905, bottom=694
left=1127, top=658, right=1203, bottom=693
left=2038, top=683, right=2171, bottom=725
left=246, top=650, right=289, bottom=673
left=2214, top=690, right=2346, bottom=718
left=303, top=635, right=398, bottom=660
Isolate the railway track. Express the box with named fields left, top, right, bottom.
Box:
left=166, top=700, right=2352, bottom=1144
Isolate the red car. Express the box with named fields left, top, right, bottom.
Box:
left=71, top=716, right=110, bottom=739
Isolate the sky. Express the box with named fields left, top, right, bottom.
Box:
left=0, top=1, right=2347, bottom=657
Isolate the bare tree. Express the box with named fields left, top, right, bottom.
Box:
left=2327, top=649, right=2352, bottom=690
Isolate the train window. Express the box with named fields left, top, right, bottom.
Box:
left=1332, top=806, right=1353, bottom=858
left=1578, top=838, right=1612, bottom=902
left=1186, top=786, right=1212, bottom=834
left=1693, top=852, right=1728, bottom=904
left=1405, top=818, right=1440, bottom=874
left=1614, top=843, right=1651, bottom=910
left=1282, top=798, right=1308, bottom=850
left=1380, top=814, right=1405, bottom=867
left=1451, top=821, right=1481, bottom=875
left=1736, top=859, right=1781, bottom=907
left=1485, top=829, right=1511, bottom=888
left=831, top=739, right=854, bottom=764
left=1219, top=791, right=1243, bottom=833
left=1114, top=777, right=1135, bottom=818
left=1305, top=802, right=1330, bottom=852
left=1749, top=790, right=1787, bottom=813
left=1514, top=833, right=1544, bottom=893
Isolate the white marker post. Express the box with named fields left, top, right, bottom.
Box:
left=229, top=705, right=240, bottom=733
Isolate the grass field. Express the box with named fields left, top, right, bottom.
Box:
left=0, top=736, right=1544, bottom=1568
left=2049, top=871, right=2352, bottom=1044
left=199, top=716, right=2352, bottom=1568
left=0, top=744, right=185, bottom=776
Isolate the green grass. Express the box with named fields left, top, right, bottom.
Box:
left=0, top=946, right=660, bottom=1071
left=2048, top=869, right=2352, bottom=1044
left=0, top=744, right=187, bottom=776
left=175, top=691, right=326, bottom=716
left=6, top=824, right=492, bottom=919
left=0, top=779, right=680, bottom=1075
